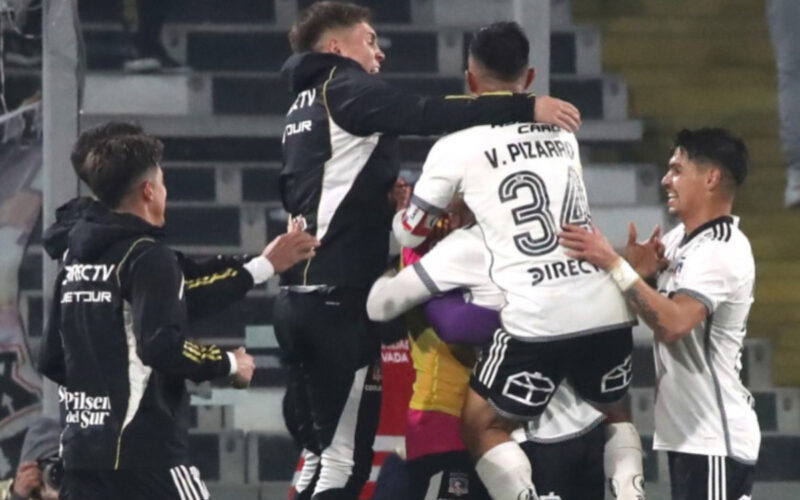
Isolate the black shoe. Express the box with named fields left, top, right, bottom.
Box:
left=126, top=41, right=188, bottom=73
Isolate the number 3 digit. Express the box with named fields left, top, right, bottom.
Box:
left=498, top=172, right=558, bottom=256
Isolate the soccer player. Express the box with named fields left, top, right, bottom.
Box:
left=277, top=3, right=581, bottom=498
left=42, top=121, right=315, bottom=322
left=394, top=22, right=643, bottom=500
left=368, top=214, right=638, bottom=499
left=37, top=135, right=311, bottom=500
left=559, top=128, right=759, bottom=500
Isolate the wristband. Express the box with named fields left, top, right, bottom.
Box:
left=609, top=258, right=639, bottom=292
left=243, top=256, right=275, bottom=284
left=227, top=352, right=238, bottom=376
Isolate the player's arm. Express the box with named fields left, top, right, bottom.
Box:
left=424, top=292, right=499, bottom=345
left=366, top=266, right=432, bottom=322
left=178, top=231, right=319, bottom=320
left=391, top=198, right=445, bottom=249
left=125, top=244, right=236, bottom=382
left=38, top=271, right=67, bottom=385
left=392, top=138, right=462, bottom=248
left=325, top=70, right=581, bottom=136
left=177, top=252, right=257, bottom=320
left=558, top=223, right=706, bottom=343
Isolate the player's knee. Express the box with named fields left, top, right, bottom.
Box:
left=591, top=395, right=631, bottom=423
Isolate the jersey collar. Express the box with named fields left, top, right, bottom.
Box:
left=679, top=215, right=734, bottom=247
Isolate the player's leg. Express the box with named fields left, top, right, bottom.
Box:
left=274, top=291, right=322, bottom=499
left=405, top=451, right=491, bottom=500
left=668, top=452, right=723, bottom=500
left=723, top=456, right=755, bottom=500
left=463, top=330, right=563, bottom=500
left=567, top=327, right=644, bottom=500
left=518, top=422, right=606, bottom=500
left=301, top=289, right=382, bottom=500
left=603, top=420, right=646, bottom=499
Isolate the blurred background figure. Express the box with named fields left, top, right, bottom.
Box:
left=0, top=416, right=61, bottom=500
left=121, top=0, right=182, bottom=72
left=767, top=0, right=800, bottom=208
left=1, top=0, right=41, bottom=69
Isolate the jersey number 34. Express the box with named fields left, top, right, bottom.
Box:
left=498, top=167, right=591, bottom=257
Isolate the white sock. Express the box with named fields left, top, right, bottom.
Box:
left=604, top=422, right=645, bottom=499
left=475, top=441, right=538, bottom=500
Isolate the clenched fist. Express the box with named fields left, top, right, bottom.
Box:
left=230, top=347, right=255, bottom=389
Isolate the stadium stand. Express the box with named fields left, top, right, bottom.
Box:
left=6, top=0, right=798, bottom=497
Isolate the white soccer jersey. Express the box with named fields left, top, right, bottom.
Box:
left=415, top=225, right=604, bottom=443
left=652, top=216, right=760, bottom=463
left=411, top=123, right=634, bottom=340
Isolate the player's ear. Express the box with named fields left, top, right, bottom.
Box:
left=706, top=166, right=723, bottom=191
left=141, top=179, right=154, bottom=202
left=524, top=68, right=535, bottom=90
left=467, top=70, right=479, bottom=94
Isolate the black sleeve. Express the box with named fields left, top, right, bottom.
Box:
left=325, top=69, right=534, bottom=137
left=38, top=272, right=66, bottom=385
left=127, top=245, right=231, bottom=382
left=175, top=252, right=255, bottom=321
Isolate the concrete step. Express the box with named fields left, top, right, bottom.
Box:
left=602, top=36, right=774, bottom=70
left=78, top=0, right=277, bottom=24
left=188, top=429, right=247, bottom=483
left=648, top=112, right=779, bottom=138
left=629, top=85, right=778, bottom=118
left=592, top=15, right=769, bottom=36
left=297, top=0, right=412, bottom=24
left=623, top=66, right=776, bottom=89
left=82, top=113, right=643, bottom=146
left=573, top=0, right=767, bottom=19
left=630, top=338, right=774, bottom=391
left=629, top=387, right=800, bottom=436
left=81, top=25, right=598, bottom=76
left=79, top=71, right=628, bottom=120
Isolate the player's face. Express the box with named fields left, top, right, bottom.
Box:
left=661, top=148, right=705, bottom=219
left=337, top=22, right=384, bottom=74
left=148, top=166, right=168, bottom=227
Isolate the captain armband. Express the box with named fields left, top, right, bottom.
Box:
left=401, top=204, right=439, bottom=238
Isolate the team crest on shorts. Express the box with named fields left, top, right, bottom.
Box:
left=447, top=472, right=469, bottom=496
left=601, top=355, right=633, bottom=393
left=503, top=371, right=555, bottom=407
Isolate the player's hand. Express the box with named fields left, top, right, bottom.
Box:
left=12, top=461, right=42, bottom=498
left=263, top=230, right=320, bottom=273
left=428, top=215, right=452, bottom=247
left=230, top=347, right=254, bottom=389
left=534, top=96, right=581, bottom=133
left=287, top=214, right=307, bottom=233
left=623, top=223, right=669, bottom=279
left=558, top=224, right=619, bottom=270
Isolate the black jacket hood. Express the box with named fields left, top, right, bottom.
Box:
left=68, top=211, right=163, bottom=262
left=42, top=197, right=163, bottom=262
left=42, top=197, right=108, bottom=260
left=281, top=52, right=363, bottom=94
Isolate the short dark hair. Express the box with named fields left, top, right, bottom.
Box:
left=71, top=122, right=143, bottom=182
left=289, top=1, right=372, bottom=53
left=468, top=22, right=530, bottom=82
left=673, top=128, right=749, bottom=188
left=84, top=135, right=164, bottom=209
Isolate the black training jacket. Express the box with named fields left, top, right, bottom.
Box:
left=38, top=209, right=236, bottom=470
left=43, top=197, right=256, bottom=321
left=279, top=52, right=535, bottom=289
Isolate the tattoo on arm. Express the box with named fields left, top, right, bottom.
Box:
left=624, top=287, right=663, bottom=333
